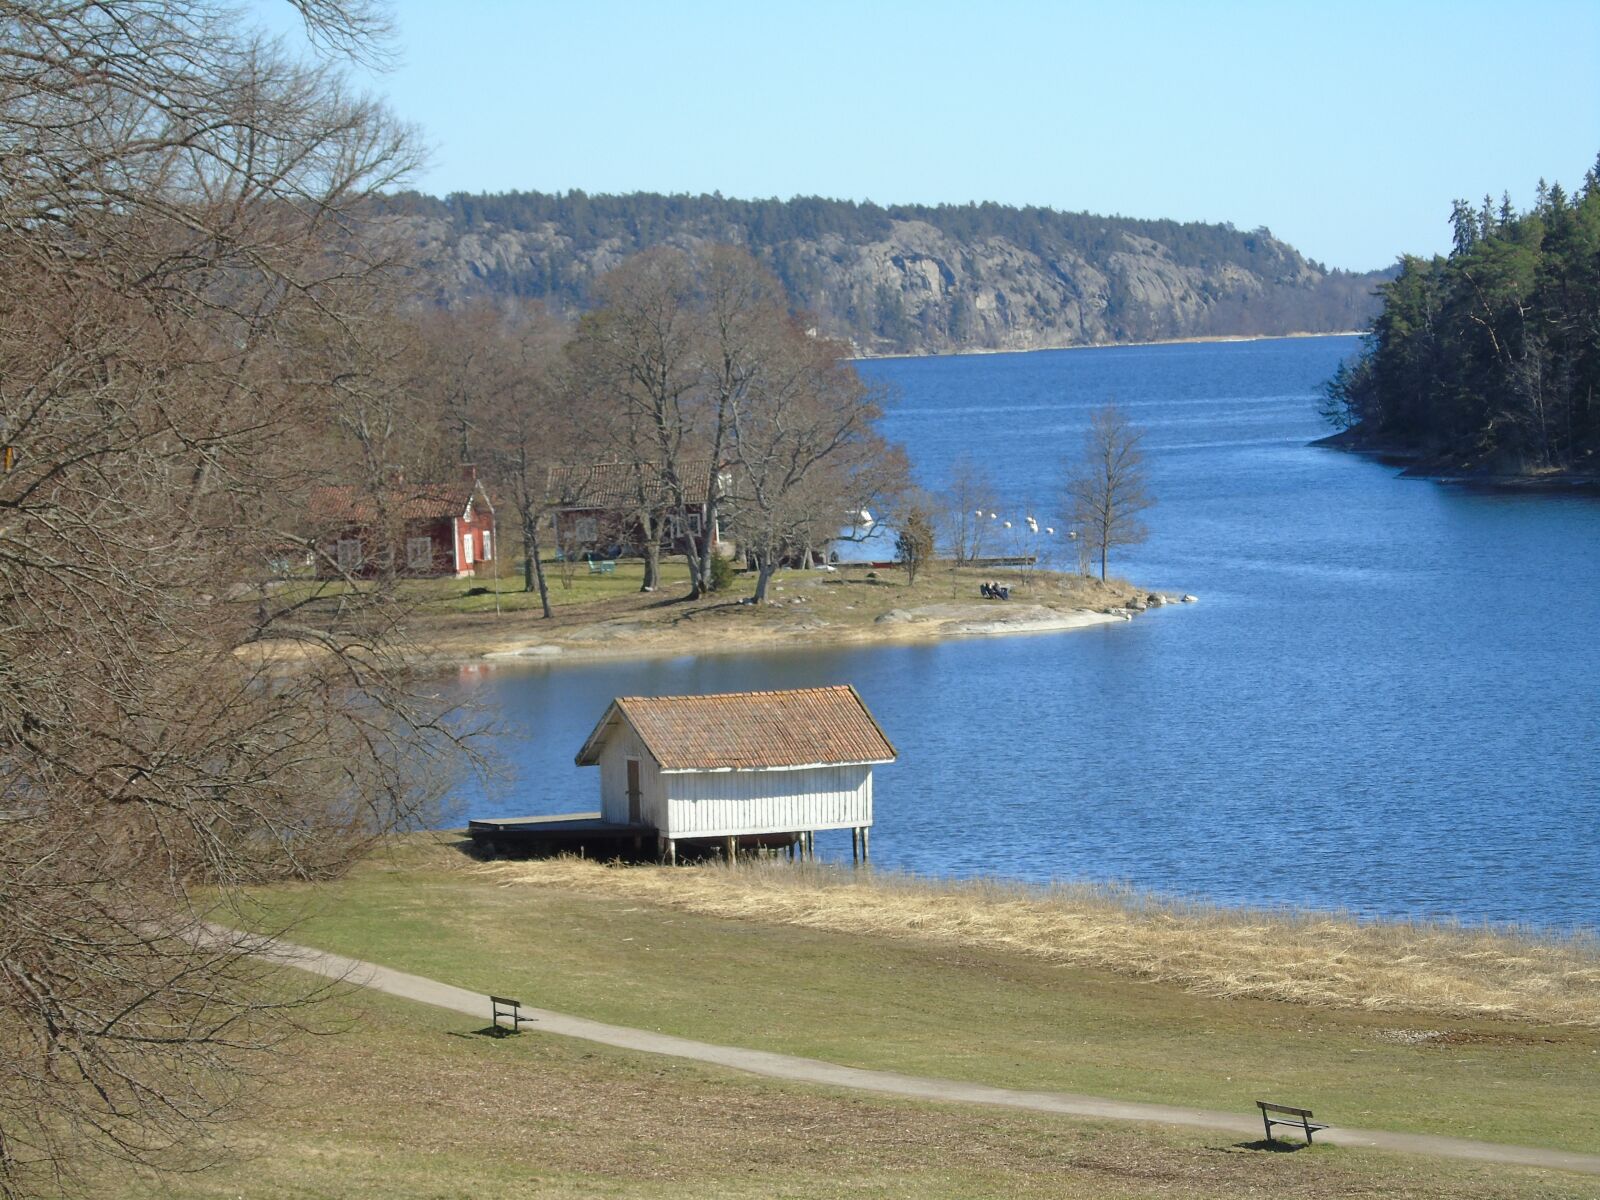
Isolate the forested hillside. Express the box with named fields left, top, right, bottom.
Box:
left=376, top=191, right=1387, bottom=354
left=1323, top=160, right=1600, bottom=475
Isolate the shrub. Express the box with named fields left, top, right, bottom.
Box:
left=708, top=551, right=737, bottom=592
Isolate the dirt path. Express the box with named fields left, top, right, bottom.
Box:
left=257, top=933, right=1600, bottom=1178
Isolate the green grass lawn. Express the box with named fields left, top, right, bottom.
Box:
left=106, top=987, right=1596, bottom=1200
left=237, top=841, right=1600, bottom=1157
left=260, top=555, right=1128, bottom=621
left=415, top=558, right=698, bottom=613
left=267, top=557, right=697, bottom=615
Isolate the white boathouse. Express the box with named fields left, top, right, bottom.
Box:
left=574, top=685, right=897, bottom=864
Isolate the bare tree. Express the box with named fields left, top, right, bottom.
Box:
left=400, top=302, right=575, bottom=614
left=727, top=330, right=908, bottom=604
left=567, top=248, right=701, bottom=594
left=480, top=309, right=572, bottom=615
left=1064, top=405, right=1154, bottom=581
left=693, top=246, right=792, bottom=593
left=0, top=4, right=472, bottom=1195
left=940, top=455, right=999, bottom=564
left=404, top=301, right=508, bottom=469
left=569, top=247, right=819, bottom=601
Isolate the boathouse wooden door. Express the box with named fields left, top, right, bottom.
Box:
left=626, top=759, right=641, bottom=824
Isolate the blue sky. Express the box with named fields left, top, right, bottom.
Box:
left=259, top=0, right=1600, bottom=270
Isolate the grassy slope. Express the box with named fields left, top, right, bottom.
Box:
left=110, top=988, right=1592, bottom=1200
left=237, top=841, right=1600, bottom=1157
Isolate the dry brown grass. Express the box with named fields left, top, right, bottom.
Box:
left=482, top=856, right=1600, bottom=1026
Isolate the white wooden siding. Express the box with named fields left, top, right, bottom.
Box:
left=664, top=765, right=872, bottom=838
left=596, top=723, right=666, bottom=827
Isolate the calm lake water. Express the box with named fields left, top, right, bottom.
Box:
left=452, top=336, right=1600, bottom=931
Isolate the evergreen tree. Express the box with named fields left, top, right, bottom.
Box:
left=1326, top=157, right=1600, bottom=472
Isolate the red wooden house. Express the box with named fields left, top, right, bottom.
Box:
left=307, top=466, right=496, bottom=579
left=547, top=460, right=726, bottom=558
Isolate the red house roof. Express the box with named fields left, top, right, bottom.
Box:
left=307, top=477, right=490, bottom=525
left=547, top=460, right=713, bottom=509
left=576, top=686, right=897, bottom=772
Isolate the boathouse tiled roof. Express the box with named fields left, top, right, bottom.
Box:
left=575, top=685, right=897, bottom=771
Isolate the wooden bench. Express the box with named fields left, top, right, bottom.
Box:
left=586, top=559, right=616, bottom=575
left=1256, top=1100, right=1327, bottom=1144
left=490, top=995, right=533, bottom=1034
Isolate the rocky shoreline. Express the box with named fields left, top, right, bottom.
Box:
left=472, top=590, right=1196, bottom=667
left=1312, top=428, right=1600, bottom=489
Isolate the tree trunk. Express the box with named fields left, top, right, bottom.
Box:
left=634, top=509, right=661, bottom=592
left=698, top=497, right=721, bottom=592
left=1100, top=544, right=1108, bottom=582
left=522, top=512, right=553, bottom=618
left=642, top=540, right=661, bottom=592
left=752, top=558, right=777, bottom=604
left=678, top=505, right=705, bottom=601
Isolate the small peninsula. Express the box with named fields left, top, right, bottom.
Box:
left=259, top=562, right=1183, bottom=668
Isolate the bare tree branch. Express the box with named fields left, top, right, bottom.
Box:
left=1063, top=405, right=1154, bottom=581
left=0, top=4, right=469, bottom=1195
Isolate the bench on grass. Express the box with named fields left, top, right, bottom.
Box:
left=490, top=995, right=534, bottom=1034
left=1256, top=1100, right=1327, bottom=1144
left=586, top=559, right=616, bottom=575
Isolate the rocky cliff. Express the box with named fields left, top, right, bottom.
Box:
left=380, top=191, right=1387, bottom=354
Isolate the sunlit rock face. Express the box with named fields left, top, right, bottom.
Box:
left=387, top=203, right=1385, bottom=355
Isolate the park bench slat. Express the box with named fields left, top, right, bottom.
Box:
left=490, top=995, right=533, bottom=1033
left=1256, top=1099, right=1327, bottom=1144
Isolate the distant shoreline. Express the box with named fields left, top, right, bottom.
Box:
left=854, top=329, right=1365, bottom=362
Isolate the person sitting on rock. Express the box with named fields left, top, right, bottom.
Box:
left=980, top=582, right=993, bottom=599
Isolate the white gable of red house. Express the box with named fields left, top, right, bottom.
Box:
left=307, top=467, right=496, bottom=578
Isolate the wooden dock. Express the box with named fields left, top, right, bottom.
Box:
left=467, top=812, right=655, bottom=858
left=466, top=812, right=818, bottom=862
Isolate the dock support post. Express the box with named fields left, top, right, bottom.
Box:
left=667, top=838, right=677, bottom=867
left=806, top=831, right=815, bottom=860
left=851, top=827, right=859, bottom=864
left=787, top=839, right=794, bottom=861
left=725, top=835, right=736, bottom=864
left=861, top=826, right=870, bottom=862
